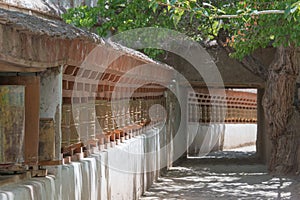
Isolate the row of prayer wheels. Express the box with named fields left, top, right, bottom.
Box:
left=188, top=104, right=257, bottom=123
left=61, top=97, right=166, bottom=151
left=188, top=90, right=257, bottom=123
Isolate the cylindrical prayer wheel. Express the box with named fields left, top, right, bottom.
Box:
left=79, top=123, right=88, bottom=144
left=202, top=104, right=207, bottom=123
left=141, top=100, right=147, bottom=123
left=69, top=124, right=80, bottom=144
left=61, top=125, right=70, bottom=147
left=86, top=104, right=96, bottom=142
left=124, top=102, right=131, bottom=126
left=61, top=104, right=72, bottom=126
left=87, top=123, right=96, bottom=141
left=71, top=105, right=80, bottom=125
left=198, top=104, right=202, bottom=123
left=214, top=105, right=219, bottom=123
left=207, top=105, right=211, bottom=123
left=39, top=118, right=56, bottom=161
left=0, top=85, right=25, bottom=164
left=211, top=105, right=217, bottom=123
left=95, top=100, right=107, bottom=132
left=251, top=108, right=257, bottom=122
left=226, top=106, right=232, bottom=122
left=61, top=105, right=71, bottom=147
left=61, top=104, right=80, bottom=147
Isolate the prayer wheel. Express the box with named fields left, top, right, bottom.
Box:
left=0, top=85, right=25, bottom=165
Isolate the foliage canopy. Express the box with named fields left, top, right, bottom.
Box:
left=63, top=0, right=300, bottom=59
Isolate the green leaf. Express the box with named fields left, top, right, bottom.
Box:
left=62, top=0, right=300, bottom=60
left=285, top=5, right=292, bottom=18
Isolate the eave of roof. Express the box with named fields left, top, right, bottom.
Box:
left=0, top=7, right=173, bottom=75
left=0, top=7, right=100, bottom=42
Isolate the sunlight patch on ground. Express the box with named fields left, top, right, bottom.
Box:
left=140, top=163, right=300, bottom=200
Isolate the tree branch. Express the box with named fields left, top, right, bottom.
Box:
left=241, top=54, right=268, bottom=80
left=217, top=40, right=268, bottom=80
left=213, top=10, right=284, bottom=19
left=153, top=1, right=285, bottom=19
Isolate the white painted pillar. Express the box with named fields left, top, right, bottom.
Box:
left=40, top=66, right=63, bottom=161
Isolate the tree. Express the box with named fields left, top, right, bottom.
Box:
left=63, top=0, right=300, bottom=174
left=152, top=0, right=300, bottom=174
left=62, top=0, right=177, bottom=57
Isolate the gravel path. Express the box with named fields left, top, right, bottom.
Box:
left=140, top=156, right=300, bottom=200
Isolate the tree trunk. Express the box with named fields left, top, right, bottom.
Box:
left=262, top=45, right=300, bottom=174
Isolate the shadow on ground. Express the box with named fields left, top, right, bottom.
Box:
left=140, top=154, right=300, bottom=200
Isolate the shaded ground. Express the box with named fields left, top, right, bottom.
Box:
left=140, top=150, right=300, bottom=200
left=188, top=145, right=257, bottom=160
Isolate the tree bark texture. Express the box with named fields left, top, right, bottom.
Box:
left=262, top=45, right=300, bottom=174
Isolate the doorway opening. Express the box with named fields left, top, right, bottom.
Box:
left=187, top=88, right=257, bottom=160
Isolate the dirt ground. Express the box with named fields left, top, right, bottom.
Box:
left=140, top=149, right=300, bottom=200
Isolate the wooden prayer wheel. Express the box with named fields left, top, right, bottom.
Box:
left=95, top=100, right=107, bottom=131
left=39, top=118, right=55, bottom=161
left=202, top=105, right=207, bottom=123
left=68, top=125, right=79, bottom=145
left=61, top=104, right=80, bottom=147
left=0, top=85, right=25, bottom=165
left=61, top=125, right=70, bottom=147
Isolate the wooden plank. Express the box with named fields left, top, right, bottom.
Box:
left=25, top=77, right=40, bottom=165
left=38, top=160, right=63, bottom=166
left=0, top=61, right=46, bottom=72
left=31, top=169, right=47, bottom=177
left=61, top=142, right=84, bottom=154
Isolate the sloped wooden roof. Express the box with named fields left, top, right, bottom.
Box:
left=0, top=7, right=172, bottom=73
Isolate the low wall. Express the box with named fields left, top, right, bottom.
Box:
left=223, top=124, right=257, bottom=150
left=0, top=128, right=162, bottom=200
left=188, top=123, right=257, bottom=157
left=188, top=124, right=225, bottom=157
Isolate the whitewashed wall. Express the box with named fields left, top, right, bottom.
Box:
left=223, top=124, right=257, bottom=150
left=188, top=124, right=257, bottom=156
left=0, top=128, right=164, bottom=200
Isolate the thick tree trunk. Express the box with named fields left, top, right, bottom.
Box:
left=262, top=45, right=300, bottom=174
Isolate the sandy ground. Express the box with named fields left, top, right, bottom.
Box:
left=140, top=148, right=300, bottom=200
